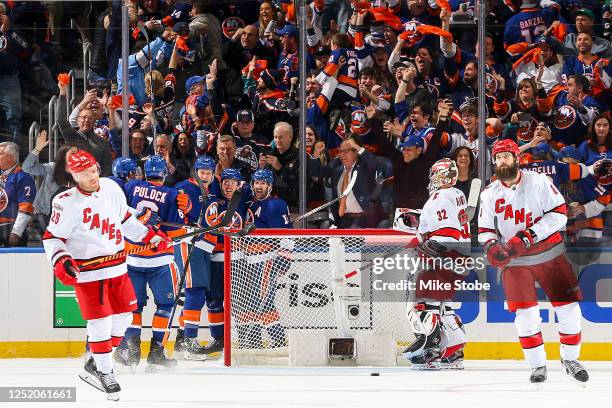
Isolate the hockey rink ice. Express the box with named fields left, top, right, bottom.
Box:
left=0, top=359, right=610, bottom=408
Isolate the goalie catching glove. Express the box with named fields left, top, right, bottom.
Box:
left=54, top=256, right=79, bottom=286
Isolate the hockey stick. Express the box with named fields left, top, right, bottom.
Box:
left=159, top=221, right=257, bottom=237
left=289, top=171, right=357, bottom=225
left=466, top=178, right=482, bottom=222
left=162, top=188, right=244, bottom=347
left=167, top=173, right=209, bottom=338
left=80, top=190, right=243, bottom=267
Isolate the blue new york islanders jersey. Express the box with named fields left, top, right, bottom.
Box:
left=553, top=91, right=603, bottom=147
left=561, top=175, right=611, bottom=240
left=318, top=48, right=359, bottom=98
left=503, top=7, right=562, bottom=56
left=577, top=141, right=612, bottom=166
left=205, top=185, right=253, bottom=256
left=174, top=177, right=221, bottom=224
left=124, top=179, right=185, bottom=266
left=247, top=196, right=292, bottom=229
left=0, top=167, right=35, bottom=224
left=520, top=159, right=586, bottom=187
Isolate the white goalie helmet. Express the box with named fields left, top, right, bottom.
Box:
left=428, top=158, right=458, bottom=195
left=393, top=208, right=422, bottom=234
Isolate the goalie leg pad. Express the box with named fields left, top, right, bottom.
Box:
left=439, top=304, right=466, bottom=358
left=403, top=302, right=442, bottom=361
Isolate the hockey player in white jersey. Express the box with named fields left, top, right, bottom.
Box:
left=42, top=151, right=171, bottom=400
left=478, top=139, right=588, bottom=385
left=396, top=158, right=471, bottom=370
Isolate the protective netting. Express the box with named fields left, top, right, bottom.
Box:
left=228, top=232, right=416, bottom=362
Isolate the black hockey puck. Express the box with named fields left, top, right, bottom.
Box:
left=370, top=372, right=380, bottom=376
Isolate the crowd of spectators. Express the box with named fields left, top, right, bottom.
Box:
left=0, top=0, right=611, bottom=249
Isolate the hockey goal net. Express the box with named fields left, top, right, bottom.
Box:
left=223, top=229, right=417, bottom=366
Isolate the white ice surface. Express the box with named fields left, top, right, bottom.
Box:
left=0, top=359, right=610, bottom=408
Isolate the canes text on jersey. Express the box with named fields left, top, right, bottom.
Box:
left=82, top=208, right=123, bottom=244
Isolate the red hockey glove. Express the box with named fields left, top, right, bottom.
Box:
left=54, top=256, right=79, bottom=286
left=484, top=240, right=511, bottom=268
left=142, top=228, right=172, bottom=253
left=505, top=229, right=535, bottom=258
left=176, top=192, right=192, bottom=215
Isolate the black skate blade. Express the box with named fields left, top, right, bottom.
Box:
left=79, top=371, right=105, bottom=393
left=565, top=371, right=589, bottom=388
left=410, top=361, right=442, bottom=370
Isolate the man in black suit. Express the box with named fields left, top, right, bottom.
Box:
left=310, top=136, right=381, bottom=228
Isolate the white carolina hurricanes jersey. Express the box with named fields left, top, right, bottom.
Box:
left=478, top=170, right=568, bottom=264
left=419, top=187, right=470, bottom=243
left=43, top=177, right=150, bottom=283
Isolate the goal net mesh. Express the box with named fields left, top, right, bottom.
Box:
left=227, top=232, right=415, bottom=363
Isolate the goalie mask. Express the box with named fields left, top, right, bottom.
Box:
left=393, top=208, right=421, bottom=234
left=428, top=158, right=458, bottom=195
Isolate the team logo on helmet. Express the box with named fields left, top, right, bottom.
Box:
left=0, top=189, right=8, bottom=213
left=222, top=17, right=245, bottom=39
left=554, top=105, right=576, bottom=130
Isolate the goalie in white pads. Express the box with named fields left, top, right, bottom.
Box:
left=478, top=139, right=588, bottom=385
left=395, top=158, right=471, bottom=370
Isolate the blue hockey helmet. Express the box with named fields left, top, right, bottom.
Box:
left=252, top=168, right=274, bottom=185
left=220, top=168, right=242, bottom=182
left=144, top=155, right=168, bottom=178
left=112, top=157, right=138, bottom=178
left=194, top=155, right=216, bottom=172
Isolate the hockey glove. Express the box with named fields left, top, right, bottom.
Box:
left=505, top=229, right=535, bottom=258
left=484, top=240, right=511, bottom=268
left=143, top=228, right=172, bottom=253
left=176, top=192, right=192, bottom=215
left=54, top=256, right=79, bottom=286
left=136, top=208, right=161, bottom=228
left=418, top=240, right=447, bottom=258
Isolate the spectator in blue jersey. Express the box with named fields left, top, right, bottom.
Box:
left=579, top=114, right=612, bottom=165
left=0, top=142, right=36, bottom=247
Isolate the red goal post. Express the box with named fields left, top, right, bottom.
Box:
left=223, top=229, right=416, bottom=367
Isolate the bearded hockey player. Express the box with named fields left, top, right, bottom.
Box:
left=478, top=139, right=588, bottom=385
left=247, top=169, right=291, bottom=228
left=201, top=168, right=252, bottom=354
left=42, top=151, right=171, bottom=400
left=397, top=158, right=470, bottom=370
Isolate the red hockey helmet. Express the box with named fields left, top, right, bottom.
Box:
left=492, top=139, right=520, bottom=160
left=67, top=150, right=98, bottom=173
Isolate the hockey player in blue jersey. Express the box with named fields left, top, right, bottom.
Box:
left=247, top=169, right=292, bottom=228
left=115, top=155, right=192, bottom=371
left=109, top=157, right=139, bottom=195
left=197, top=168, right=252, bottom=354
left=173, top=156, right=221, bottom=359
left=236, top=169, right=293, bottom=349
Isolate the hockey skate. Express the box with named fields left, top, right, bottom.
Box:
left=182, top=337, right=208, bottom=361
left=561, top=359, right=589, bottom=386
left=439, top=350, right=465, bottom=370
left=78, top=356, right=121, bottom=401
left=201, top=337, right=224, bottom=355
left=173, top=330, right=187, bottom=359
left=408, top=353, right=442, bottom=370
left=145, top=340, right=178, bottom=373
left=403, top=330, right=441, bottom=361
left=113, top=336, right=141, bottom=371
left=530, top=366, right=547, bottom=388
